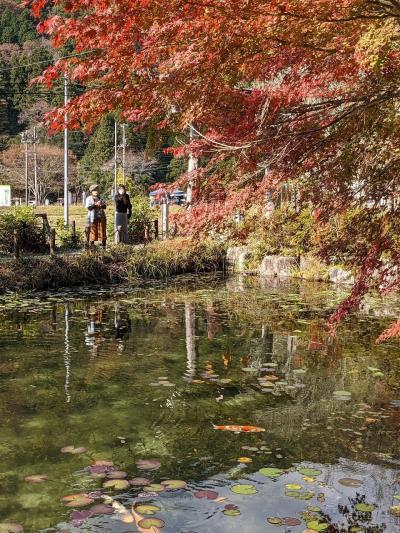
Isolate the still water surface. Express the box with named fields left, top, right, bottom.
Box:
left=0, top=275, right=399, bottom=532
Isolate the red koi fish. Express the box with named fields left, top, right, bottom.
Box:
left=212, top=424, right=265, bottom=433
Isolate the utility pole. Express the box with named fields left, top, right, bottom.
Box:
left=32, top=127, right=38, bottom=205
left=20, top=131, right=29, bottom=206
left=186, top=124, right=198, bottom=209
left=114, top=120, right=118, bottom=195
left=121, top=123, right=127, bottom=185
left=64, top=73, right=69, bottom=226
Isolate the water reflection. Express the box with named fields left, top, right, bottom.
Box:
left=0, top=275, right=398, bottom=532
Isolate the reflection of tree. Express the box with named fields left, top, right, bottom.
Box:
left=185, top=302, right=197, bottom=380
left=64, top=305, right=71, bottom=404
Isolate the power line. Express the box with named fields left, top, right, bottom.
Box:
left=0, top=50, right=98, bottom=73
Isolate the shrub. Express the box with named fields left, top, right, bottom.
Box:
left=0, top=207, right=47, bottom=254
left=128, top=195, right=158, bottom=243
left=55, top=219, right=84, bottom=250
left=246, top=206, right=315, bottom=262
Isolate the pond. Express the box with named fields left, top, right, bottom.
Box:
left=0, top=274, right=399, bottom=533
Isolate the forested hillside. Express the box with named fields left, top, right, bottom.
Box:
left=0, top=0, right=178, bottom=197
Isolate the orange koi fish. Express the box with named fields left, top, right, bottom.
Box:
left=213, top=424, right=265, bottom=433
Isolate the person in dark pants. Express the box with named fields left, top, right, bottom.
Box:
left=114, top=184, right=132, bottom=243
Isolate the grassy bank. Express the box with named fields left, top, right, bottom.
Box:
left=0, top=239, right=226, bottom=293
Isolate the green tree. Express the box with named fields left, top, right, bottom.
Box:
left=78, top=114, right=115, bottom=193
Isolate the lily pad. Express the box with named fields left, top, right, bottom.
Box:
left=224, top=504, right=239, bottom=510
left=61, top=494, right=95, bottom=507
left=103, top=479, right=130, bottom=490
left=24, top=475, right=48, bottom=483
left=0, top=524, right=23, bottom=533
left=136, top=459, right=161, bottom=471
left=390, top=505, right=400, bottom=517
left=284, top=517, right=302, bottom=526
left=223, top=509, right=241, bottom=516
left=90, top=504, right=114, bottom=515
left=106, top=470, right=127, bottom=479
left=394, top=495, right=400, bottom=501
left=135, top=504, right=161, bottom=515
left=267, top=517, right=283, bottom=525
left=259, top=467, right=284, bottom=478
left=161, top=480, right=187, bottom=490
left=130, top=477, right=150, bottom=486
left=298, top=468, right=322, bottom=477
left=355, top=503, right=375, bottom=513
left=308, top=506, right=321, bottom=513
left=70, top=510, right=92, bottom=521
left=285, top=484, right=302, bottom=490
left=339, top=478, right=363, bottom=487
left=138, top=518, right=165, bottom=529
left=307, top=521, right=328, bottom=531
left=144, top=483, right=165, bottom=493
left=194, top=490, right=218, bottom=500
left=333, top=390, right=351, bottom=399
left=237, top=457, right=252, bottom=464
left=231, top=484, right=257, bottom=495
left=61, top=446, right=87, bottom=455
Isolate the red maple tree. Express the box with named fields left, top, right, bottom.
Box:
left=26, top=0, right=400, bottom=339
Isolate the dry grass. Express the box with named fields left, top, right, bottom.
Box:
left=0, top=238, right=226, bottom=293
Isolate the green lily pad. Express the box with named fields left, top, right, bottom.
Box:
left=135, top=504, right=161, bottom=516
left=390, top=505, right=400, bottom=517
left=286, top=484, right=302, bottom=490
left=259, top=467, right=284, bottom=478
left=231, top=484, right=257, bottom=495
left=103, top=479, right=130, bottom=490
left=355, top=503, right=375, bottom=513
left=0, top=523, right=23, bottom=533
left=393, top=495, right=400, bottom=501
left=308, top=506, right=321, bottom=513
left=138, top=518, right=165, bottom=529
left=61, top=494, right=95, bottom=507
left=160, top=479, right=187, bottom=490
left=339, top=478, right=363, bottom=487
left=223, top=509, right=241, bottom=516
left=372, top=372, right=384, bottom=378
left=333, top=390, right=351, bottom=398
left=285, top=490, right=314, bottom=500
left=144, top=483, right=165, bottom=493
left=267, top=517, right=283, bottom=525
left=299, top=468, right=322, bottom=477
left=307, top=520, right=328, bottom=531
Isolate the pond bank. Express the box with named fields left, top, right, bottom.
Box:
left=0, top=239, right=225, bottom=292
left=226, top=246, right=355, bottom=285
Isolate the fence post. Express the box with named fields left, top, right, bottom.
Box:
left=13, top=229, right=20, bottom=260
left=154, top=219, right=159, bottom=240
left=144, top=224, right=150, bottom=242
left=161, top=200, right=169, bottom=240
left=49, top=228, right=56, bottom=256
left=71, top=220, right=76, bottom=243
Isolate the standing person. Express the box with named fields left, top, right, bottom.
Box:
left=114, top=184, right=132, bottom=243
left=86, top=184, right=107, bottom=247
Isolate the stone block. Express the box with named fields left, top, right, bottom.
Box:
left=259, top=255, right=298, bottom=277
left=226, top=246, right=251, bottom=272
left=329, top=267, right=355, bottom=285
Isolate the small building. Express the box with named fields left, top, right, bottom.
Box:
left=0, top=185, right=11, bottom=207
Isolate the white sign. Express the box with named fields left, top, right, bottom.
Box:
left=0, top=185, right=11, bottom=207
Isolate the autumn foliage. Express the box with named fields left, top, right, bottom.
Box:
left=26, top=0, right=400, bottom=339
